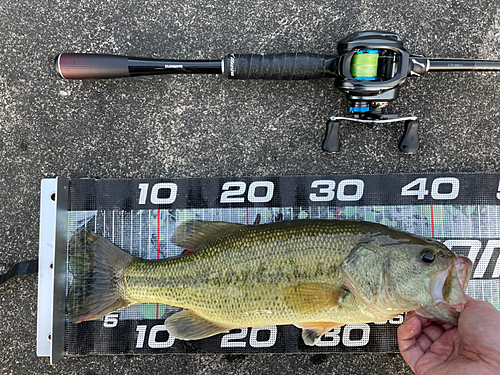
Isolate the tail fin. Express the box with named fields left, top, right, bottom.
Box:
left=67, top=229, right=137, bottom=323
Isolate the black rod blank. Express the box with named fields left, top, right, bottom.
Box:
left=428, top=59, right=500, bottom=71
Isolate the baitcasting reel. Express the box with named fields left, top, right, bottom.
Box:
left=56, top=31, right=500, bottom=153
left=327, top=31, right=426, bottom=153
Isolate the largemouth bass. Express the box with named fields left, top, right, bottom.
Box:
left=67, top=219, right=471, bottom=345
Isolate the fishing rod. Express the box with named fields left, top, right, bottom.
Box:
left=56, top=31, right=500, bottom=153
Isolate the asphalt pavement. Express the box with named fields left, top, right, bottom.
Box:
left=0, top=0, right=500, bottom=373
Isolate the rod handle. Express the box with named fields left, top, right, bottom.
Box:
left=56, top=53, right=130, bottom=79
left=223, top=53, right=334, bottom=80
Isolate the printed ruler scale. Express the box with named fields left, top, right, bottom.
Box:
left=37, top=174, right=500, bottom=360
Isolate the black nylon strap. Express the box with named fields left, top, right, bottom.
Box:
left=0, top=259, right=38, bottom=286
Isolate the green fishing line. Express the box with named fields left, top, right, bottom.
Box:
left=351, top=52, right=379, bottom=78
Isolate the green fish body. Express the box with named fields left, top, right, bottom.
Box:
left=68, top=219, right=471, bottom=345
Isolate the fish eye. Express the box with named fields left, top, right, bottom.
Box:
left=420, top=250, right=436, bottom=264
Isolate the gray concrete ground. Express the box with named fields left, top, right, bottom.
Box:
left=0, top=0, right=499, bottom=373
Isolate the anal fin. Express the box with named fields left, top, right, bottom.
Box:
left=165, top=310, right=234, bottom=341
left=294, top=322, right=344, bottom=346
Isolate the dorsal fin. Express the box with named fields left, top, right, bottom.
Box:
left=171, top=220, right=245, bottom=251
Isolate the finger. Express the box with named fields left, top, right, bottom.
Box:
left=415, top=323, right=445, bottom=353
left=407, top=310, right=432, bottom=326
left=415, top=332, right=432, bottom=353
left=464, top=295, right=497, bottom=312
left=421, top=323, right=445, bottom=342
left=398, top=313, right=422, bottom=346
left=412, top=311, right=434, bottom=327
left=440, top=323, right=455, bottom=331
left=398, top=314, right=425, bottom=371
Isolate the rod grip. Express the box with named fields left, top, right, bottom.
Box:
left=56, top=53, right=130, bottom=79
left=222, top=53, right=332, bottom=80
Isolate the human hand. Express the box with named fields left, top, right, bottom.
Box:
left=398, top=296, right=500, bottom=375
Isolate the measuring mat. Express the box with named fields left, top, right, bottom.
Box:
left=37, top=174, right=500, bottom=363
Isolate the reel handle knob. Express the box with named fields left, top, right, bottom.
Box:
left=399, top=120, right=420, bottom=154
left=322, top=120, right=341, bottom=152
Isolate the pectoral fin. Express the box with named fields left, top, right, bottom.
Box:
left=294, top=322, right=344, bottom=346
left=165, top=310, right=234, bottom=341
left=282, top=284, right=347, bottom=314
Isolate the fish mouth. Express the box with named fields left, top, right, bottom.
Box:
left=430, top=255, right=472, bottom=313
left=429, top=265, right=451, bottom=304
left=421, top=255, right=472, bottom=322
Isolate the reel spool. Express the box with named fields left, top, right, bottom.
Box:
left=350, top=50, right=379, bottom=80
